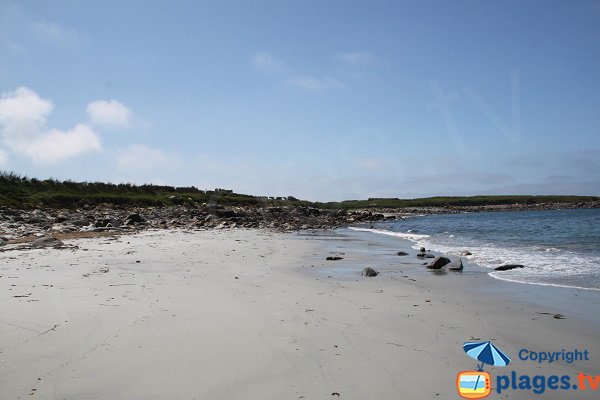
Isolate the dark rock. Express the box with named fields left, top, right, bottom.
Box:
left=0, top=238, right=5, bottom=246
left=214, top=209, right=238, bottom=218
left=449, top=259, right=464, bottom=271
left=494, top=264, right=525, bottom=271
left=461, top=250, right=472, bottom=256
left=362, top=267, right=379, bottom=277
left=31, top=236, right=64, bottom=248
left=326, top=256, right=343, bottom=261
left=427, top=256, right=452, bottom=269
left=125, top=213, right=144, bottom=223
left=71, top=219, right=92, bottom=227
left=417, top=253, right=435, bottom=259
left=553, top=314, right=566, bottom=319
left=396, top=251, right=409, bottom=256
left=419, top=247, right=426, bottom=253
left=54, top=214, right=68, bottom=223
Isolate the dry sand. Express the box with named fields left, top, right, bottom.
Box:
left=1, top=229, right=599, bottom=399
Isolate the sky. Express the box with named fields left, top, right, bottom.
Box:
left=0, top=0, right=599, bottom=201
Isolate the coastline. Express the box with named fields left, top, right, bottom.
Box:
left=324, top=227, right=600, bottom=329
left=2, top=228, right=599, bottom=399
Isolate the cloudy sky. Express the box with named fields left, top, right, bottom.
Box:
left=0, top=0, right=599, bottom=200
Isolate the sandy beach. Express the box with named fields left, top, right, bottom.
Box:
left=1, top=228, right=599, bottom=399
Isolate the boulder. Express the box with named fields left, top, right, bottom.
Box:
left=419, top=247, right=426, bottom=253
left=494, top=264, right=525, bottom=271
left=396, top=251, right=409, bottom=256
left=54, top=214, right=68, bottom=223
left=71, top=219, right=92, bottom=227
left=417, top=253, right=435, bottom=259
left=0, top=238, right=5, bottom=246
left=31, top=236, right=64, bottom=248
left=427, top=256, right=452, bottom=269
left=449, top=259, right=464, bottom=271
left=362, top=267, right=379, bottom=277
left=125, top=213, right=144, bottom=223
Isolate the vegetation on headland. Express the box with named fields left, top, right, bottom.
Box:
left=1, top=171, right=598, bottom=210
left=321, top=195, right=600, bottom=209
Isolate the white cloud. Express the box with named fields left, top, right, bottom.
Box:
left=0, top=148, right=8, bottom=167
left=336, top=51, right=375, bottom=65
left=288, top=76, right=344, bottom=91
left=87, top=100, right=132, bottom=129
left=251, top=52, right=283, bottom=73
left=0, top=87, right=101, bottom=164
left=117, top=144, right=181, bottom=172
left=22, top=124, right=100, bottom=164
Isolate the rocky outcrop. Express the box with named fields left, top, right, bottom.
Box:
left=0, top=205, right=399, bottom=242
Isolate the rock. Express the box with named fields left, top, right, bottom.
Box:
left=0, top=238, right=5, bottom=246
left=396, top=251, right=409, bottom=256
left=461, top=250, right=472, bottom=256
left=427, top=256, right=452, bottom=269
left=553, top=314, right=566, bottom=319
left=54, top=214, right=68, bottom=223
left=494, top=264, right=525, bottom=271
left=71, top=219, right=92, bottom=227
left=419, top=247, right=426, bottom=253
left=417, top=253, right=435, bottom=259
left=362, top=267, right=379, bottom=277
left=31, top=236, right=64, bottom=248
left=125, top=213, right=144, bottom=223
left=449, top=259, right=464, bottom=271
left=326, top=256, right=343, bottom=261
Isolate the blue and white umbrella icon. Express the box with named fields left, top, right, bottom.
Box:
left=463, top=341, right=511, bottom=371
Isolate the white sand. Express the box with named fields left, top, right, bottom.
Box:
left=1, top=229, right=599, bottom=399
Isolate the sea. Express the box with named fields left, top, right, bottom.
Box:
left=349, top=208, right=600, bottom=291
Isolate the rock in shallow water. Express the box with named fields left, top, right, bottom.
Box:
left=427, top=256, right=452, bottom=269
left=362, top=267, right=379, bottom=277
left=396, top=251, right=409, bottom=256
left=326, top=256, right=343, bottom=261
left=494, top=264, right=525, bottom=271
left=417, top=253, right=435, bottom=259
left=449, top=259, right=464, bottom=271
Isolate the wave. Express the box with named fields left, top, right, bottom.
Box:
left=348, top=227, right=430, bottom=241
left=349, top=226, right=600, bottom=291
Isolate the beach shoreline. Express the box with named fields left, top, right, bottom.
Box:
left=1, top=228, right=599, bottom=399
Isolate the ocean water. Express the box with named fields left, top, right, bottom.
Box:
left=350, top=208, right=600, bottom=290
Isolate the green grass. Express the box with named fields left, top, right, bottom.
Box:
left=0, top=171, right=313, bottom=208
left=1, top=171, right=597, bottom=209
left=319, top=195, right=600, bottom=209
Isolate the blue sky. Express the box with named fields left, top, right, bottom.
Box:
left=0, top=0, right=599, bottom=200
